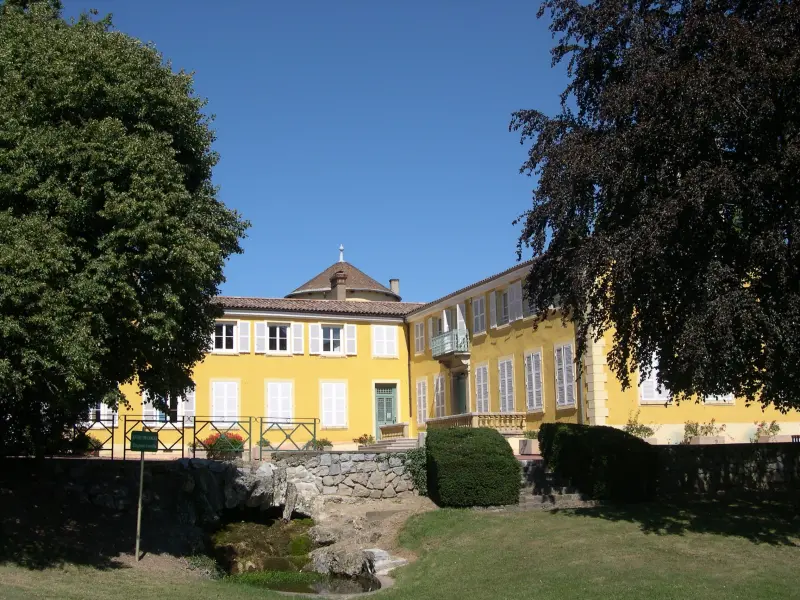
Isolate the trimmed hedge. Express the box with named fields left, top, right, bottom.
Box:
left=538, top=423, right=658, bottom=503
left=426, top=428, right=521, bottom=507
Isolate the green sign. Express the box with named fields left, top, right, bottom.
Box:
left=130, top=430, right=159, bottom=452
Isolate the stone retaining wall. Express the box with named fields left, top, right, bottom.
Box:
left=276, top=451, right=416, bottom=499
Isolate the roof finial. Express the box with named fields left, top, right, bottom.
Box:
left=339, top=244, right=344, bottom=263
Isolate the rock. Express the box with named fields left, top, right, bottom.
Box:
left=320, top=454, right=332, bottom=466
left=392, top=467, right=405, bottom=475
left=360, top=462, right=377, bottom=473
left=337, top=484, right=353, bottom=496
left=322, top=476, right=336, bottom=486
left=331, top=454, right=340, bottom=464
left=316, top=466, right=330, bottom=477
left=294, top=481, right=321, bottom=514
left=341, top=477, right=355, bottom=488
left=386, top=472, right=396, bottom=483
left=365, top=454, right=376, bottom=461
left=349, top=472, right=368, bottom=486
left=322, top=486, right=337, bottom=495
left=382, top=486, right=397, bottom=499
left=378, top=461, right=389, bottom=472
left=306, top=457, right=320, bottom=469
left=351, top=454, right=365, bottom=462
left=256, top=462, right=274, bottom=477
left=295, top=465, right=309, bottom=479
left=389, top=456, right=403, bottom=468
left=394, top=479, right=408, bottom=493
left=353, top=484, right=370, bottom=498
left=309, top=525, right=339, bottom=546
left=282, top=483, right=298, bottom=520
left=309, top=547, right=370, bottom=577
left=340, top=461, right=353, bottom=474
left=364, top=549, right=409, bottom=575
left=367, top=471, right=386, bottom=490
left=328, top=463, right=341, bottom=476
left=369, top=489, right=383, bottom=499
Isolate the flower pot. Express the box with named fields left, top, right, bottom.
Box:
left=519, top=439, right=540, bottom=455
left=688, top=435, right=726, bottom=445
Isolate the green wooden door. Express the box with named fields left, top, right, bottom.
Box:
left=375, top=384, right=397, bottom=439
left=452, top=374, right=468, bottom=414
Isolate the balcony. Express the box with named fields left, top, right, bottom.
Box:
left=425, top=412, right=526, bottom=436
left=431, top=328, right=470, bottom=368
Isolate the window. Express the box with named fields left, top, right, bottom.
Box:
left=143, top=389, right=196, bottom=426
left=495, top=289, right=510, bottom=326
left=416, top=378, right=428, bottom=424
left=268, top=324, right=290, bottom=353
left=473, top=296, right=486, bottom=334
left=524, top=351, right=544, bottom=411
left=434, top=374, right=445, bottom=417
left=88, top=402, right=118, bottom=427
left=214, top=322, right=236, bottom=352
left=433, top=317, right=443, bottom=337
left=322, top=325, right=343, bottom=354
left=498, top=357, right=515, bottom=412
left=372, top=325, right=398, bottom=357
left=475, top=363, right=489, bottom=413
left=211, top=381, right=239, bottom=423
left=705, top=394, right=735, bottom=405
left=555, top=343, right=576, bottom=407
left=321, top=382, right=347, bottom=427
left=414, top=322, right=425, bottom=354
left=267, top=381, right=293, bottom=422
left=639, top=356, right=670, bottom=404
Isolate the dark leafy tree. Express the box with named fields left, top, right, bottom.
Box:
left=511, top=0, right=800, bottom=411
left=0, top=1, right=248, bottom=454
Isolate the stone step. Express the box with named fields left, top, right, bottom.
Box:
left=358, top=439, right=418, bottom=452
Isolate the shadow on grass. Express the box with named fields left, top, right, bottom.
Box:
left=554, top=495, right=800, bottom=546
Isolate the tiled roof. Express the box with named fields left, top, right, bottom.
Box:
left=286, top=262, right=399, bottom=299
left=215, top=296, right=423, bottom=318
left=406, top=260, right=535, bottom=316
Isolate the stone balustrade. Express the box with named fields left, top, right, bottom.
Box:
left=379, top=422, right=409, bottom=440
left=425, top=412, right=526, bottom=435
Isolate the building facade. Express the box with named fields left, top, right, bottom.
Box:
left=102, top=251, right=800, bottom=453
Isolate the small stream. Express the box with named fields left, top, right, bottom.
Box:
left=205, top=506, right=379, bottom=594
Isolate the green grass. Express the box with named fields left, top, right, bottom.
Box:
left=1, top=500, right=799, bottom=600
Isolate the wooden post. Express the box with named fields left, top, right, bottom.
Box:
left=135, top=450, right=144, bottom=561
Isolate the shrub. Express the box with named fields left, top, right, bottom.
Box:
left=622, top=410, right=657, bottom=439
left=71, top=432, right=103, bottom=455
left=202, top=432, right=245, bottom=459
left=682, top=419, right=726, bottom=444
left=538, top=423, right=658, bottom=503
left=426, top=428, right=521, bottom=507
left=303, top=438, right=333, bottom=451
left=352, top=433, right=375, bottom=446
left=523, top=430, right=539, bottom=440
left=405, top=446, right=427, bottom=496
left=751, top=420, right=781, bottom=443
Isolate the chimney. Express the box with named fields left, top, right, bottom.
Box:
left=330, top=270, right=347, bottom=301
left=389, top=278, right=400, bottom=296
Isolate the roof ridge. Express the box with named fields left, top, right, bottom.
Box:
left=287, top=261, right=397, bottom=297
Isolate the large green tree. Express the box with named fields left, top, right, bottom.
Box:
left=512, top=0, right=800, bottom=411
left=0, top=1, right=248, bottom=454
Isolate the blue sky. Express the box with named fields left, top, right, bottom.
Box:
left=63, top=1, right=567, bottom=303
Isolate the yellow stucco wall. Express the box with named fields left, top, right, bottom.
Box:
left=115, top=315, right=409, bottom=451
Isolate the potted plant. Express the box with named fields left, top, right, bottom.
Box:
left=519, top=430, right=539, bottom=455
left=623, top=410, right=659, bottom=444
left=682, top=419, right=727, bottom=445
left=202, top=432, right=245, bottom=460
left=752, top=420, right=783, bottom=443
left=303, top=438, right=333, bottom=451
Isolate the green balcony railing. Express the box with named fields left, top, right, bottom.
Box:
left=431, top=328, right=470, bottom=358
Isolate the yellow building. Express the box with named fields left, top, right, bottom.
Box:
left=96, top=250, right=800, bottom=455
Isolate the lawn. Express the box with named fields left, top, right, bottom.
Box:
left=1, top=500, right=798, bottom=600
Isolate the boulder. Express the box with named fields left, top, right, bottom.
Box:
left=353, top=484, right=370, bottom=498
left=309, top=547, right=371, bottom=577
left=309, top=525, right=339, bottom=546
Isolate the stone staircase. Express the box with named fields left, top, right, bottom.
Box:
left=358, top=438, right=419, bottom=452
left=518, top=458, right=595, bottom=510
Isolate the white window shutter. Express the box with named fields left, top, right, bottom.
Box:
left=321, top=383, right=333, bottom=426
left=142, top=392, right=155, bottom=423
left=345, top=324, right=357, bottom=355
left=442, top=309, right=450, bottom=332
left=254, top=321, right=267, bottom=353
left=283, top=382, right=293, bottom=420
left=555, top=347, right=565, bottom=406
left=506, top=360, right=515, bottom=411
left=291, top=322, right=304, bottom=354
left=525, top=355, right=533, bottom=410
left=510, top=281, right=523, bottom=322
left=489, top=291, right=497, bottom=328
left=238, top=321, right=250, bottom=353
left=386, top=327, right=397, bottom=357
left=427, top=317, right=433, bottom=346
left=309, top=323, right=321, bottom=355
left=372, top=325, right=384, bottom=356
left=564, top=344, right=575, bottom=405
left=226, top=382, right=238, bottom=420
left=456, top=302, right=466, bottom=330
left=183, top=388, right=196, bottom=423
left=211, top=382, right=222, bottom=421
left=335, top=383, right=347, bottom=427
left=533, top=353, right=543, bottom=410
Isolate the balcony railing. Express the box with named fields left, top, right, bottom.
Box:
left=425, top=412, right=526, bottom=436
left=431, top=328, right=470, bottom=358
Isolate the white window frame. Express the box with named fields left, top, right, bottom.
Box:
left=320, top=381, right=348, bottom=428
left=266, top=380, right=294, bottom=423
left=498, top=356, right=515, bottom=413
left=372, top=324, right=398, bottom=358
left=212, top=321, right=238, bottom=354
left=414, top=322, right=425, bottom=355
left=554, top=342, right=577, bottom=408
left=143, top=389, right=195, bottom=427
left=496, top=289, right=510, bottom=327
left=638, top=355, right=670, bottom=405
left=321, top=324, right=344, bottom=356
left=267, top=322, right=291, bottom=355
left=472, top=296, right=486, bottom=335
left=88, top=401, right=118, bottom=428
left=524, top=350, right=544, bottom=412
left=474, top=363, right=489, bottom=413
left=211, top=380, right=239, bottom=424
left=434, top=374, right=445, bottom=417
left=705, top=393, right=735, bottom=405
left=416, top=377, right=428, bottom=424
